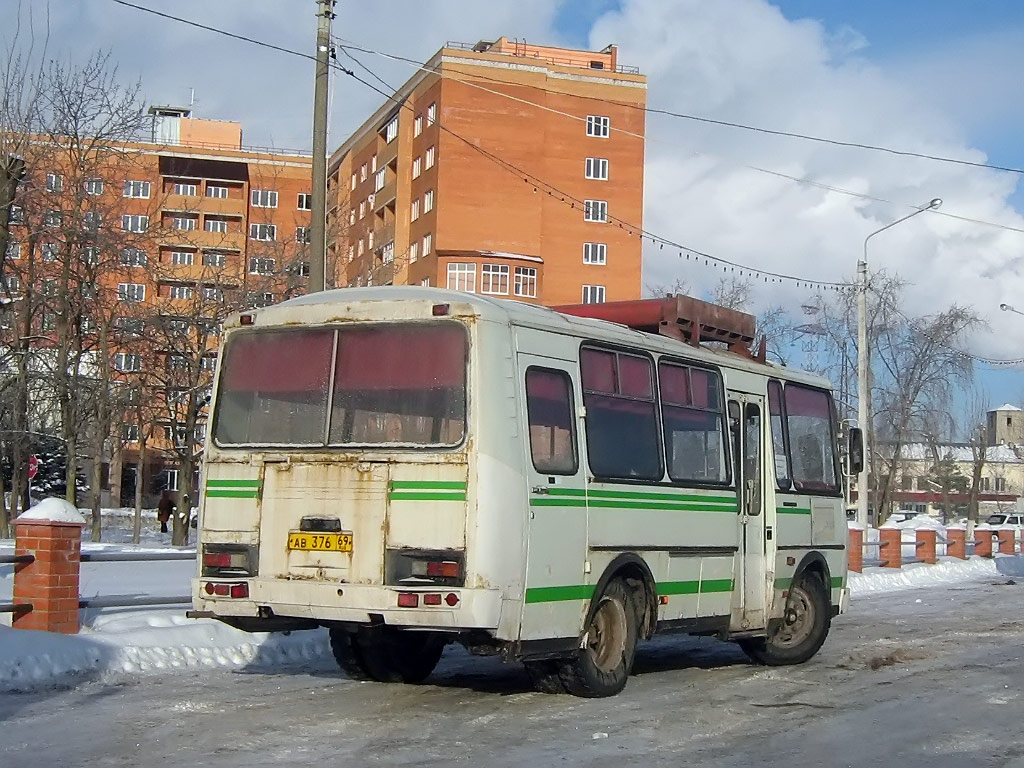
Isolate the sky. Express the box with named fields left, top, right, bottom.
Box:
left=4, top=0, right=1024, bottom=407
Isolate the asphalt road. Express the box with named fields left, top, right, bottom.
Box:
left=4, top=577, right=1024, bottom=768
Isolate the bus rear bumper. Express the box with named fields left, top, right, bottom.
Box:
left=192, top=578, right=503, bottom=631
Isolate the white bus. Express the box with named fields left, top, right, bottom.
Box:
left=192, top=287, right=857, bottom=697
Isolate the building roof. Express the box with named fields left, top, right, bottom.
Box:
left=894, top=442, right=1024, bottom=463
left=992, top=403, right=1022, bottom=412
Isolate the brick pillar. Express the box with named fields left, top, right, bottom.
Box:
left=12, top=499, right=86, bottom=634
left=848, top=528, right=863, bottom=572
left=975, top=531, right=993, bottom=558
left=947, top=528, right=966, bottom=559
left=879, top=528, right=902, bottom=568
left=997, top=529, right=1015, bottom=555
left=916, top=529, right=937, bottom=564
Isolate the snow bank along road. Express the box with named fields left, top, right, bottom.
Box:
left=3, top=576, right=1024, bottom=767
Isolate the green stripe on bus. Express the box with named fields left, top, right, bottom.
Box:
left=389, top=492, right=467, bottom=502
left=206, top=489, right=260, bottom=499
left=777, top=507, right=812, bottom=515
left=525, top=579, right=735, bottom=604
left=530, top=498, right=737, bottom=512
left=206, top=479, right=261, bottom=488
left=390, top=481, right=467, bottom=490
left=544, top=488, right=736, bottom=504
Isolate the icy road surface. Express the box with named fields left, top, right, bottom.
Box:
left=4, top=579, right=1024, bottom=768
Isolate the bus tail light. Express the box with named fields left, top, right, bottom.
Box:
left=386, top=549, right=465, bottom=587
left=202, top=545, right=257, bottom=577
left=397, top=592, right=419, bottom=608
left=203, top=581, right=249, bottom=599
left=423, top=593, right=442, bottom=606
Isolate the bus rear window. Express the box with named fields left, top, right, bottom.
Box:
left=214, top=323, right=467, bottom=447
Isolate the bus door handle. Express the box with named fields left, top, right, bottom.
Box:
left=532, top=486, right=550, bottom=495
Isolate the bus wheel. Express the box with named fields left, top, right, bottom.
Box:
left=330, top=626, right=445, bottom=683
left=559, top=579, right=639, bottom=698
left=739, top=572, right=831, bottom=666
left=524, top=660, right=567, bottom=694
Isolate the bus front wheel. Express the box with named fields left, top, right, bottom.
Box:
left=329, top=626, right=445, bottom=683
left=739, top=572, right=831, bottom=666
left=558, top=578, right=640, bottom=697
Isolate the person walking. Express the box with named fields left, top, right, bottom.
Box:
left=157, top=490, right=175, bottom=534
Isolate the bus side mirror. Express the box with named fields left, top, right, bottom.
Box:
left=847, top=427, right=864, bottom=475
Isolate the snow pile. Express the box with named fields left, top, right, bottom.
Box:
left=17, top=497, right=87, bottom=524
left=849, top=556, right=1002, bottom=594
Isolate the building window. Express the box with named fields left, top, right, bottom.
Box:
left=425, top=146, right=435, bottom=169
left=170, top=215, right=197, bottom=231
left=357, top=239, right=365, bottom=256
left=358, top=201, right=366, bottom=219
left=347, top=245, right=354, bottom=262
left=248, top=223, right=276, bottom=241
left=205, top=217, right=228, bottom=233
left=374, top=168, right=386, bottom=192
left=248, top=257, right=276, bottom=274
left=583, top=242, right=607, bottom=265
left=412, top=156, right=422, bottom=179
left=420, top=278, right=430, bottom=287
left=115, top=317, right=145, bottom=336
left=582, top=284, right=606, bottom=304
left=8, top=205, right=23, bottom=224
left=173, top=182, right=198, bottom=196
left=409, top=241, right=419, bottom=263
left=202, top=286, right=223, bottom=301
left=350, top=173, right=357, bottom=190
left=368, top=230, right=374, bottom=249
left=82, top=246, right=99, bottom=265
left=585, top=157, right=609, bottom=181
left=422, top=233, right=432, bottom=256
left=5, top=241, right=20, bottom=260
left=295, top=226, right=310, bottom=243
left=584, top=199, right=608, bottom=223
left=427, top=103, right=437, bottom=126
left=250, top=189, right=278, bottom=208
left=980, top=477, right=990, bottom=491
left=118, top=282, right=146, bottom=302
left=44, top=210, right=63, bottom=227
left=83, top=178, right=104, bottom=195
left=414, top=115, right=423, bottom=137
left=360, top=163, right=368, bottom=181
left=82, top=316, right=98, bottom=333
left=169, top=284, right=194, bottom=299
left=122, top=214, right=149, bottom=233
left=480, top=264, right=510, bottom=295
left=384, top=116, right=399, bottom=143
left=170, top=250, right=194, bottom=266
left=83, top=211, right=102, bottom=231
left=200, top=356, right=217, bottom=371
left=40, top=279, right=58, bottom=297
left=381, top=241, right=394, bottom=264
left=41, top=243, right=59, bottom=261
left=297, top=193, right=312, bottom=210
left=123, top=180, right=151, bottom=198
left=80, top=282, right=97, bottom=299
left=411, top=199, right=420, bottom=222
left=995, top=477, right=1007, bottom=492
left=114, top=353, right=142, bottom=372
left=207, top=185, right=228, bottom=199
left=424, top=189, right=434, bottom=213
left=514, top=266, right=537, bottom=298
left=203, top=251, right=227, bottom=267
left=447, top=262, right=475, bottom=292
left=372, top=155, right=377, bottom=173
left=586, top=115, right=610, bottom=138
left=46, top=173, right=63, bottom=193
left=123, top=423, right=140, bottom=442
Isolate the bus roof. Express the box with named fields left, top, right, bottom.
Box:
left=257, top=286, right=831, bottom=389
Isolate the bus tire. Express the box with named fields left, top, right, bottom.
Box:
left=330, top=626, right=445, bottom=683
left=739, top=572, right=830, bottom=666
left=558, top=579, right=639, bottom=698
left=524, top=660, right=567, bottom=694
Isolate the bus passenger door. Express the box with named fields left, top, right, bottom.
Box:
left=730, top=396, right=768, bottom=630
left=517, top=356, right=589, bottom=642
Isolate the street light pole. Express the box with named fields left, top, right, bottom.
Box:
left=856, top=198, right=942, bottom=527
left=1000, top=303, right=1024, bottom=318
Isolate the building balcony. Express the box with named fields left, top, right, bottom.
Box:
left=377, top=138, right=399, bottom=169
left=159, top=229, right=246, bottom=252
left=373, top=221, right=395, bottom=249
left=373, top=179, right=396, bottom=212
left=370, top=259, right=395, bottom=286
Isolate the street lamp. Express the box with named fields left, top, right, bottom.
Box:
left=856, top=197, right=942, bottom=526
left=1000, top=303, right=1024, bottom=317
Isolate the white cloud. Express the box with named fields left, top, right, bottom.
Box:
left=589, top=0, right=1024, bottom=360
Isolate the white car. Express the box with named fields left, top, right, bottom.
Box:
left=981, top=513, right=1024, bottom=530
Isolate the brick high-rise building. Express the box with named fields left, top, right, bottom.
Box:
left=327, top=37, right=647, bottom=306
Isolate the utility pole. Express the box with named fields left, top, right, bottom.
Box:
left=309, top=0, right=336, bottom=293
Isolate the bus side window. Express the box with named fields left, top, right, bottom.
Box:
left=658, top=361, right=728, bottom=484
left=767, top=379, right=792, bottom=491
left=525, top=368, right=578, bottom=475
left=784, top=384, right=838, bottom=493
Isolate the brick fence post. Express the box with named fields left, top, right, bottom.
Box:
left=916, top=529, right=937, bottom=565
left=997, top=529, right=1015, bottom=556
left=974, top=530, right=993, bottom=558
left=879, top=528, right=902, bottom=568
left=12, top=499, right=86, bottom=634
left=947, top=528, right=966, bottom=559
left=848, top=528, right=863, bottom=573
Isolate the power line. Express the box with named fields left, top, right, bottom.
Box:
left=334, top=37, right=1024, bottom=178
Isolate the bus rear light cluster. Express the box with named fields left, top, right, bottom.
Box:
left=397, top=591, right=460, bottom=608
left=202, top=544, right=257, bottom=577
left=203, top=581, right=249, bottom=599
left=411, top=560, right=460, bottom=579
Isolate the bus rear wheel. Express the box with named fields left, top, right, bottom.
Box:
left=739, top=572, right=830, bottom=666
left=558, top=579, right=639, bottom=698
left=329, top=626, right=445, bottom=683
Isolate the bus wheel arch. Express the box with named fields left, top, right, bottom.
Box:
left=590, top=553, right=657, bottom=641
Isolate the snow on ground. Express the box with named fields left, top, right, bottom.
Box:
left=0, top=509, right=1019, bottom=693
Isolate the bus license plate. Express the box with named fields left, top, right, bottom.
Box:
left=287, top=532, right=353, bottom=552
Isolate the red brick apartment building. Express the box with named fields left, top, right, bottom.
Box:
left=327, top=37, right=647, bottom=306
